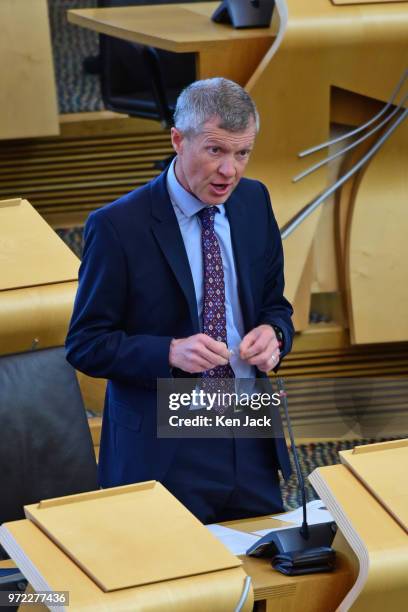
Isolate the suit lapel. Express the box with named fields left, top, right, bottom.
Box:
left=150, top=173, right=200, bottom=334
left=225, top=192, right=255, bottom=331
left=149, top=172, right=255, bottom=334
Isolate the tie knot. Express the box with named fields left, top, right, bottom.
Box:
left=198, top=206, right=219, bottom=227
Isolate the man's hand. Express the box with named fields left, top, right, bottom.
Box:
left=239, top=324, right=281, bottom=372
left=169, top=334, right=230, bottom=374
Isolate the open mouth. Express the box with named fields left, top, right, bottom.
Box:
left=210, top=183, right=233, bottom=195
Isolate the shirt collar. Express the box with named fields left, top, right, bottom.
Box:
left=166, top=157, right=225, bottom=218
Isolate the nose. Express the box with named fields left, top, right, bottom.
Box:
left=218, top=157, right=236, bottom=179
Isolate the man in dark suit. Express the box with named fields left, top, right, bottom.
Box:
left=66, top=78, right=294, bottom=524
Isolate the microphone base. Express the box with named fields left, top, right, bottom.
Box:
left=246, top=522, right=336, bottom=557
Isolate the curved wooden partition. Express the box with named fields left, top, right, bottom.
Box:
left=345, top=120, right=408, bottom=344
left=246, top=0, right=408, bottom=332
left=309, top=440, right=408, bottom=611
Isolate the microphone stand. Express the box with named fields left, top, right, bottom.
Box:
left=246, top=378, right=336, bottom=557
left=278, top=377, right=309, bottom=540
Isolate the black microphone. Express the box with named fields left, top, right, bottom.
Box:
left=279, top=377, right=309, bottom=540
left=246, top=377, right=336, bottom=559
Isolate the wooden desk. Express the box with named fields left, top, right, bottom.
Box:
left=243, top=553, right=353, bottom=612
left=68, top=2, right=276, bottom=86
left=1, top=522, right=354, bottom=612
left=227, top=515, right=354, bottom=611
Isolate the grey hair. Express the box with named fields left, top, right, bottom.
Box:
left=173, top=78, right=259, bottom=135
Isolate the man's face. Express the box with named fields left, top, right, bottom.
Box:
left=171, top=116, right=257, bottom=205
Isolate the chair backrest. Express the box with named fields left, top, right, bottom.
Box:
left=0, top=347, right=98, bottom=524
left=97, top=0, right=202, bottom=123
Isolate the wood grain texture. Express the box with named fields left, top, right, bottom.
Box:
left=334, top=129, right=385, bottom=329
left=332, top=0, right=406, bottom=4
left=340, top=440, right=408, bottom=532
left=77, top=373, right=106, bottom=415
left=24, top=482, right=241, bottom=592
left=68, top=3, right=276, bottom=53
left=0, top=281, right=78, bottom=356
left=310, top=458, right=408, bottom=611
left=291, top=245, right=313, bottom=330
left=0, top=0, right=58, bottom=140
left=197, top=38, right=273, bottom=83
left=246, top=0, right=408, bottom=323
left=242, top=553, right=353, bottom=610
left=1, top=519, right=252, bottom=612
left=0, top=129, right=173, bottom=227
left=0, top=198, right=79, bottom=354
left=0, top=508, right=354, bottom=612
left=0, top=199, right=79, bottom=291
left=346, top=120, right=408, bottom=344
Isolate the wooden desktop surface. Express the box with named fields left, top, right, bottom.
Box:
left=67, top=2, right=275, bottom=85
left=1, top=522, right=354, bottom=612
left=67, top=3, right=276, bottom=53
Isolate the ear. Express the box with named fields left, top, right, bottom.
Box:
left=171, top=127, right=184, bottom=155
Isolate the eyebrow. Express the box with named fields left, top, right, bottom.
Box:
left=205, top=139, right=254, bottom=150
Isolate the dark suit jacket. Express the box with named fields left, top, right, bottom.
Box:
left=66, top=170, right=294, bottom=486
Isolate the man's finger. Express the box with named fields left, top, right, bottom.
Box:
left=253, top=354, right=280, bottom=373
left=241, top=335, right=273, bottom=359
left=197, top=345, right=229, bottom=367
left=239, top=329, right=259, bottom=356
left=199, top=334, right=230, bottom=359
left=193, top=358, right=220, bottom=372
left=240, top=328, right=278, bottom=360
left=185, top=354, right=223, bottom=373
left=247, top=347, right=280, bottom=367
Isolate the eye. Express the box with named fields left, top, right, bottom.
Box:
left=237, top=149, right=250, bottom=159
left=208, top=146, right=221, bottom=155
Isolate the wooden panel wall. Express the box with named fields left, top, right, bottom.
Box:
left=0, top=0, right=59, bottom=139
left=0, top=117, right=173, bottom=227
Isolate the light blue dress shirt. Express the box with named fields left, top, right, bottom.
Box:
left=166, top=157, right=254, bottom=379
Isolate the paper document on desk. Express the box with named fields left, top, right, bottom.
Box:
left=255, top=500, right=334, bottom=537
left=206, top=524, right=259, bottom=555
left=206, top=500, right=334, bottom=553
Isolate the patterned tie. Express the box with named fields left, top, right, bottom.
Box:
left=198, top=206, right=235, bottom=389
